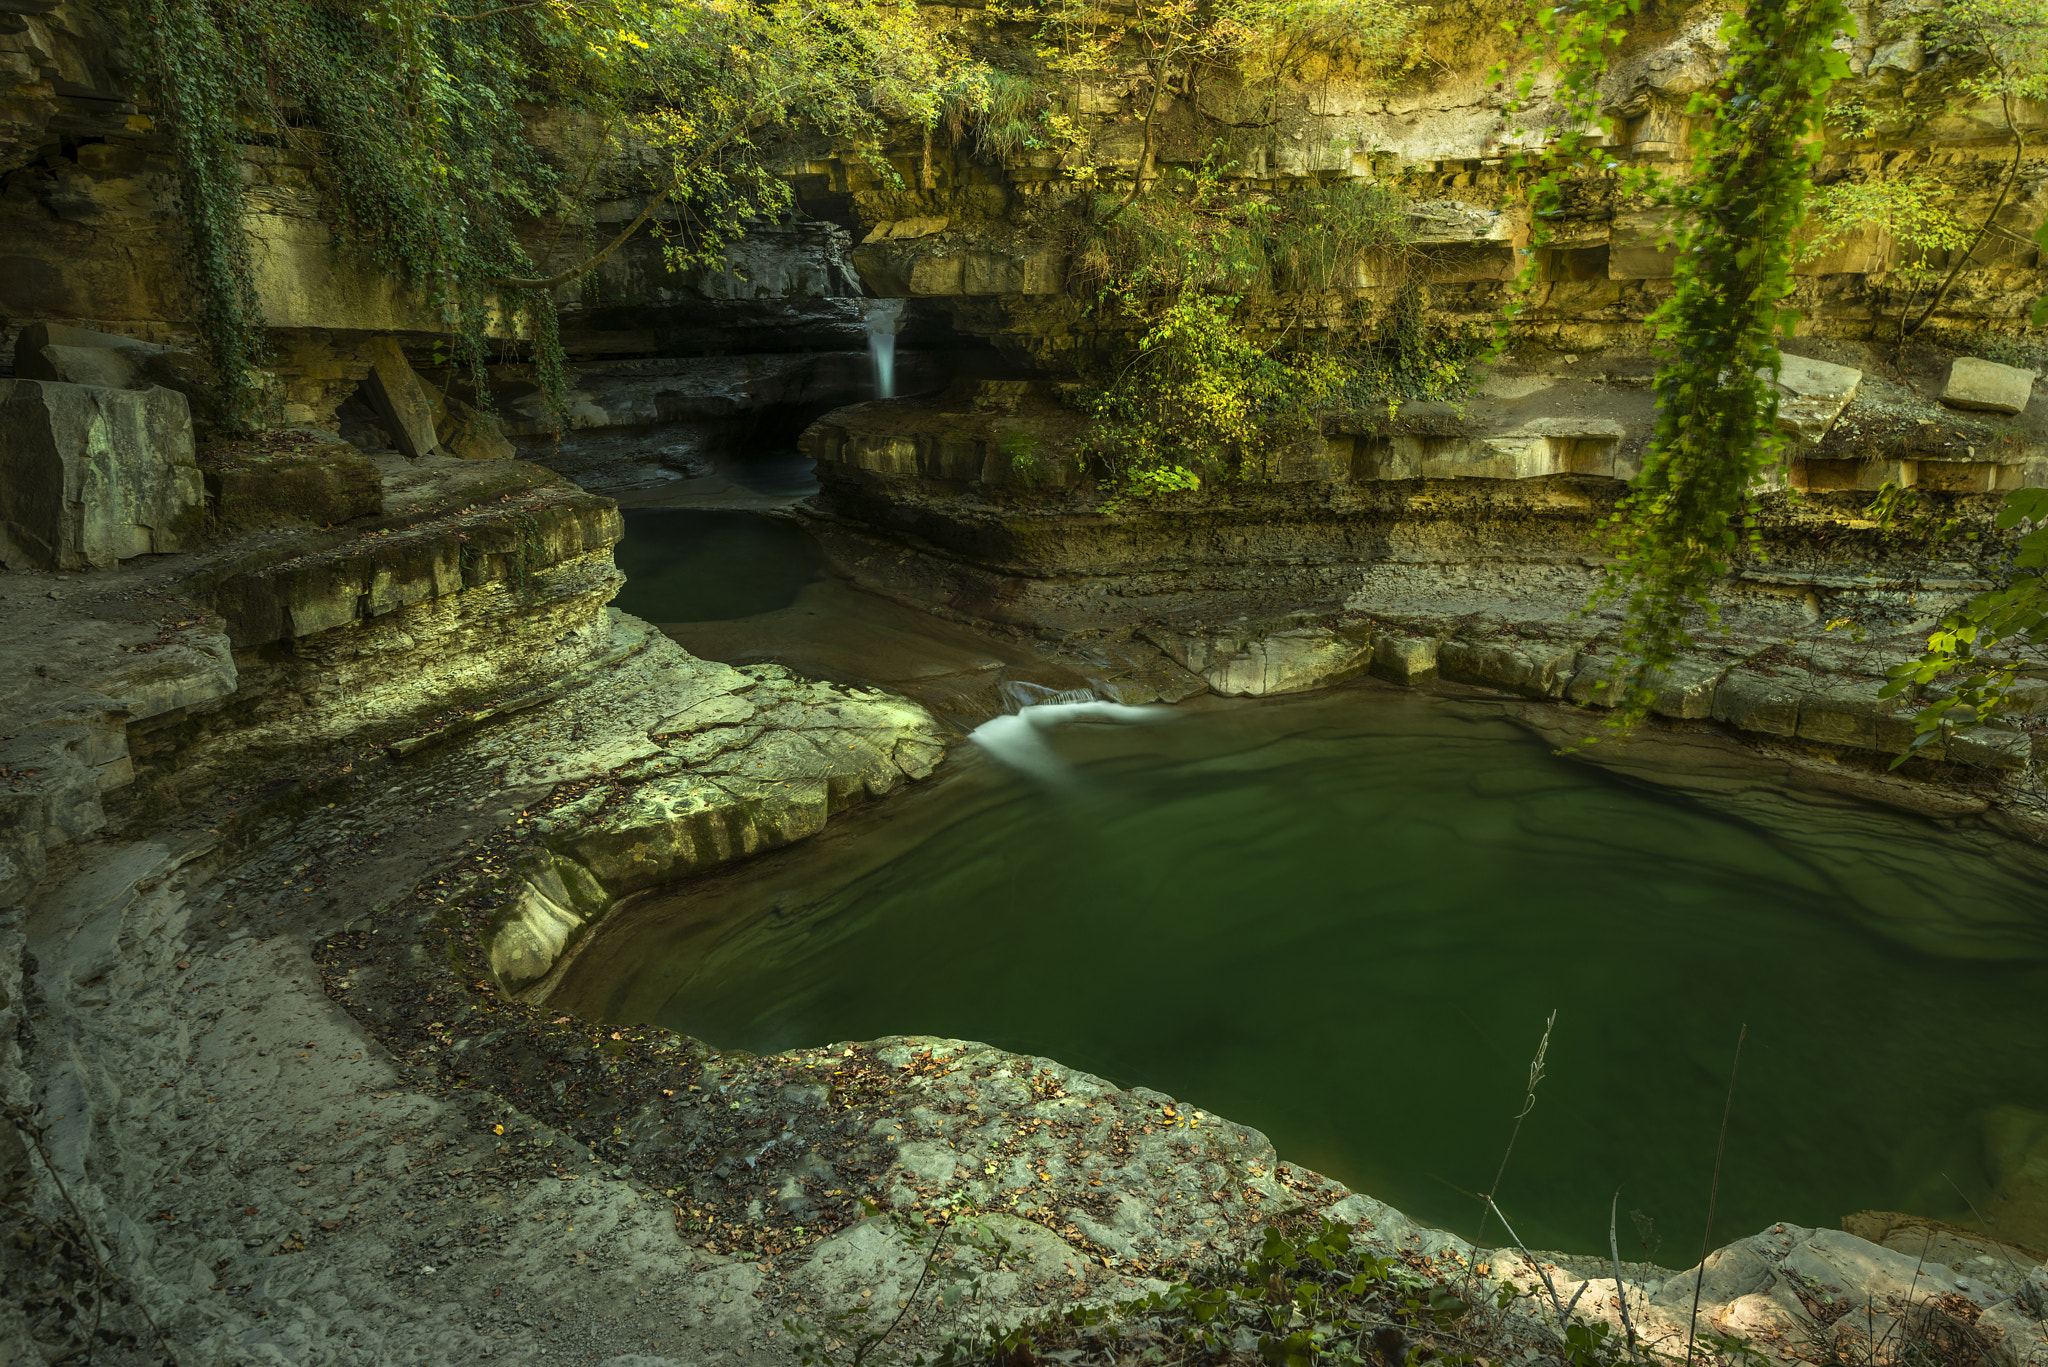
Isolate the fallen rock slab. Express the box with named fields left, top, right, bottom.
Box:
left=1943, top=357, right=2036, bottom=415
left=1143, top=621, right=1374, bottom=696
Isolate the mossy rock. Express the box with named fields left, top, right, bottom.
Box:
left=200, top=430, right=383, bottom=534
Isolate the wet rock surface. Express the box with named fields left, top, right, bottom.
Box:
left=466, top=627, right=953, bottom=991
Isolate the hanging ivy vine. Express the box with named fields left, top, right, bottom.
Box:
left=126, top=0, right=577, bottom=429
left=128, top=0, right=269, bottom=430
left=1501, top=0, right=1852, bottom=729
left=125, top=0, right=987, bottom=433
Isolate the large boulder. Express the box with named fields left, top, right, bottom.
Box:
left=13, top=322, right=218, bottom=430
left=360, top=337, right=441, bottom=457
left=1772, top=353, right=1863, bottom=442
left=435, top=393, right=514, bottom=460
left=0, top=379, right=202, bottom=570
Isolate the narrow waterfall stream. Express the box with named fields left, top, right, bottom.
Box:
left=864, top=297, right=907, bottom=399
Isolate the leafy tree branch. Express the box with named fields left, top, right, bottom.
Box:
left=1901, top=0, right=2048, bottom=340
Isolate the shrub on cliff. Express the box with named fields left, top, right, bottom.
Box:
left=1070, top=153, right=1477, bottom=502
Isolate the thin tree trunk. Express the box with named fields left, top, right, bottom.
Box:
left=1098, top=52, right=1178, bottom=226
left=1903, top=91, right=2026, bottom=338
left=491, top=187, right=673, bottom=291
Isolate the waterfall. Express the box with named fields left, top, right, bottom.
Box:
left=970, top=686, right=1175, bottom=783
left=863, top=298, right=907, bottom=399
left=998, top=680, right=1100, bottom=712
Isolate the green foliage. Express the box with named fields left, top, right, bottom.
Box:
left=1594, top=1, right=1852, bottom=724
left=1871, top=0, right=2048, bottom=747
left=1503, top=0, right=1851, bottom=729
left=1229, top=0, right=1430, bottom=86
left=1075, top=161, right=1410, bottom=320
left=1085, top=292, right=1351, bottom=502
left=126, top=0, right=986, bottom=430
left=2037, top=226, right=2048, bottom=326
left=1494, top=0, right=1663, bottom=269
left=1883, top=487, right=2048, bottom=758
left=1927, top=0, right=2048, bottom=114
left=128, top=0, right=274, bottom=430
left=1971, top=331, right=2048, bottom=372
left=988, top=0, right=1444, bottom=505
left=1819, top=0, right=2048, bottom=330
left=1800, top=176, right=1973, bottom=339
left=1338, top=286, right=1487, bottom=416
left=918, top=1217, right=1636, bottom=1367
left=1068, top=150, right=1477, bottom=501
left=1866, top=479, right=1970, bottom=553
left=1014, top=0, right=1422, bottom=208
left=942, top=72, right=1064, bottom=162
left=1902, top=0, right=2048, bottom=337
left=614, top=0, right=991, bottom=277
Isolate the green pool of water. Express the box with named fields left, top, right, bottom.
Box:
left=612, top=509, right=823, bottom=622
left=556, top=689, right=2048, bottom=1258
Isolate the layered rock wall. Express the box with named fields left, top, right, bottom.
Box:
left=7, top=1, right=2043, bottom=378
left=793, top=0, right=2048, bottom=367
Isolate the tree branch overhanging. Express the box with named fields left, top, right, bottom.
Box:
left=490, top=187, right=674, bottom=290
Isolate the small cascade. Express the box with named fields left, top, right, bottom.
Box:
left=970, top=683, right=1174, bottom=783
left=863, top=298, right=908, bottom=399
left=998, top=679, right=1100, bottom=712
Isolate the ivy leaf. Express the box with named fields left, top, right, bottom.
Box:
left=1997, top=488, right=2048, bottom=531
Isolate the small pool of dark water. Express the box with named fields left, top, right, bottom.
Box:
left=611, top=509, right=824, bottom=622
left=556, top=688, right=2048, bottom=1259
left=710, top=447, right=820, bottom=501
left=611, top=507, right=1094, bottom=723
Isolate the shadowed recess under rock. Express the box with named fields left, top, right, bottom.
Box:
left=612, top=508, right=825, bottom=622
left=554, top=686, right=2048, bottom=1262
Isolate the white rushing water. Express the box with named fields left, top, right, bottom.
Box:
left=970, top=686, right=1175, bottom=783
left=863, top=298, right=908, bottom=399
left=998, top=680, right=1098, bottom=710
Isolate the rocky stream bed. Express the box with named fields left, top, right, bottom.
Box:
left=8, top=599, right=2048, bottom=1367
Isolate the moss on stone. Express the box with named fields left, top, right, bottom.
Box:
left=200, top=430, right=383, bottom=534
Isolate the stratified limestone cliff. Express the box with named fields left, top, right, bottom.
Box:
left=5, top=1, right=2041, bottom=369
left=787, top=0, right=2047, bottom=361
